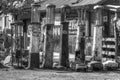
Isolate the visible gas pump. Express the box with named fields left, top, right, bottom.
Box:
left=11, top=21, right=24, bottom=68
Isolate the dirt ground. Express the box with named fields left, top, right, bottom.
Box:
left=0, top=53, right=120, bottom=80
left=0, top=68, right=120, bottom=80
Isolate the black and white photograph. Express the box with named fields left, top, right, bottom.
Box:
left=0, top=0, right=120, bottom=80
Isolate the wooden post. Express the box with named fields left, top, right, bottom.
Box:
left=59, top=5, right=70, bottom=68
left=92, top=8, right=103, bottom=61
left=114, top=12, right=118, bottom=61
left=27, top=3, right=41, bottom=69
left=42, top=4, right=56, bottom=68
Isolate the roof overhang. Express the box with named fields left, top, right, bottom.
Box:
left=71, top=0, right=103, bottom=7
left=94, top=4, right=120, bottom=12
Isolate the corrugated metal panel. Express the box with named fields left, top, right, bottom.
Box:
left=40, top=0, right=77, bottom=10
left=72, top=0, right=103, bottom=7
left=22, top=0, right=106, bottom=11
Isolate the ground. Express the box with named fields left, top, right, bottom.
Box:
left=0, top=69, right=120, bottom=80
left=1, top=53, right=120, bottom=80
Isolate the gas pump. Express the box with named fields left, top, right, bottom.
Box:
left=11, top=21, right=24, bottom=68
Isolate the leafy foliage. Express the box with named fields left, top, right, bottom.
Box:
left=0, top=0, right=33, bottom=14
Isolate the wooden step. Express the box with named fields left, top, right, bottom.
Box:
left=102, top=51, right=115, bottom=55
left=102, top=44, right=115, bottom=48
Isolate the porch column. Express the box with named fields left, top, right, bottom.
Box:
left=114, top=12, right=119, bottom=59
left=59, top=5, right=70, bottom=68
left=92, top=7, right=103, bottom=61
left=43, top=4, right=56, bottom=68
left=27, top=3, right=41, bottom=69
